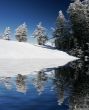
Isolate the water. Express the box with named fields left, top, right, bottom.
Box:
left=0, top=60, right=89, bottom=110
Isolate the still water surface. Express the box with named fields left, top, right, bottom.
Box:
left=0, top=60, right=89, bottom=110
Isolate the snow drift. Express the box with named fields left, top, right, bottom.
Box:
left=0, top=40, right=77, bottom=59
left=0, top=40, right=78, bottom=77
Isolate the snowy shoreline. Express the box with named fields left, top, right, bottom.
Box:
left=0, top=40, right=78, bottom=77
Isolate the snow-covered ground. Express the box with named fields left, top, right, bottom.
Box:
left=0, top=40, right=78, bottom=77
left=0, top=40, right=77, bottom=59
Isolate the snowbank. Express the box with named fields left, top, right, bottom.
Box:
left=0, top=40, right=77, bottom=59
left=0, top=40, right=78, bottom=77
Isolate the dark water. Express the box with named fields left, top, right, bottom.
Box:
left=0, top=60, right=89, bottom=110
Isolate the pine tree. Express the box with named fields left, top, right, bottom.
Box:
left=33, top=22, right=48, bottom=45
left=15, top=23, right=28, bottom=42
left=2, top=27, right=11, bottom=40
left=68, top=0, right=89, bottom=57
left=53, top=10, right=71, bottom=50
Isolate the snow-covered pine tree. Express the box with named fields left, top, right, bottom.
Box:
left=2, top=27, right=11, bottom=40
left=33, top=22, right=48, bottom=45
left=53, top=10, right=71, bottom=50
left=68, top=0, right=89, bottom=57
left=15, top=23, right=28, bottom=42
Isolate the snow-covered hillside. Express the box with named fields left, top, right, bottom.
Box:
left=0, top=40, right=78, bottom=77
left=0, top=40, right=77, bottom=59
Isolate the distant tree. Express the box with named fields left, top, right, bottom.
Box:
left=15, top=23, right=28, bottom=42
left=53, top=10, right=71, bottom=50
left=33, top=22, right=48, bottom=45
left=2, top=27, right=11, bottom=40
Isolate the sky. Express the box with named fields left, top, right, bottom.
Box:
left=0, top=0, right=70, bottom=40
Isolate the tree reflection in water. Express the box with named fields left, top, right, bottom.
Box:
left=69, top=60, right=89, bottom=110
left=16, top=74, right=27, bottom=93
left=32, top=70, right=48, bottom=95
left=0, top=77, right=12, bottom=90
left=0, top=59, right=89, bottom=109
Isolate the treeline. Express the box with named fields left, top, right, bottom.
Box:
left=54, top=0, right=89, bottom=58
left=0, top=22, right=48, bottom=45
